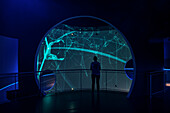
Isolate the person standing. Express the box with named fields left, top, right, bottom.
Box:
left=90, top=56, right=101, bottom=93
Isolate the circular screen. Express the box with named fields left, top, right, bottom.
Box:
left=35, top=16, right=135, bottom=95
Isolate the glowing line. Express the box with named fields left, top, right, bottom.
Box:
left=0, top=82, right=18, bottom=91
left=45, top=37, right=49, bottom=48
left=37, top=54, right=39, bottom=71
left=39, top=37, right=49, bottom=72
left=124, top=68, right=134, bottom=71
left=39, top=31, right=76, bottom=72
left=163, top=68, right=170, bottom=71
left=114, top=44, right=126, bottom=53
left=64, top=24, right=74, bottom=30
left=48, top=31, right=76, bottom=47
left=42, top=73, right=55, bottom=77
left=51, top=47, right=126, bottom=63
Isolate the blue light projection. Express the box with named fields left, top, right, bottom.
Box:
left=0, top=82, right=18, bottom=91
left=36, top=23, right=134, bottom=94
left=163, top=68, right=170, bottom=71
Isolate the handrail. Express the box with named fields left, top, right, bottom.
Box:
left=149, top=70, right=166, bottom=99
left=0, top=68, right=134, bottom=101
left=0, top=68, right=134, bottom=76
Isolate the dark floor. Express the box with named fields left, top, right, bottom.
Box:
left=0, top=90, right=170, bottom=113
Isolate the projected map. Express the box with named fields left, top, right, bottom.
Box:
left=36, top=24, right=133, bottom=94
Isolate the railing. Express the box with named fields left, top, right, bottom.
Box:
left=39, top=69, right=133, bottom=95
left=0, top=73, right=18, bottom=104
left=149, top=71, right=167, bottom=99
left=0, top=69, right=133, bottom=104
left=0, top=72, right=40, bottom=104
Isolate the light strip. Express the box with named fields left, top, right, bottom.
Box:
left=163, top=68, right=170, bottom=71
left=42, top=73, right=55, bottom=77
left=0, top=82, right=18, bottom=91
left=124, top=68, right=134, bottom=71
left=51, top=47, right=126, bottom=63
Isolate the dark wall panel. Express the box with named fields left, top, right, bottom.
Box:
left=0, top=35, right=18, bottom=103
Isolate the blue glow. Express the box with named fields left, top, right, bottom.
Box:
left=163, top=68, right=170, bottom=71
left=42, top=73, right=55, bottom=77
left=39, top=31, right=76, bottom=72
left=0, top=82, right=18, bottom=91
left=124, top=68, right=134, bottom=71
left=52, top=47, right=126, bottom=63
left=35, top=16, right=136, bottom=96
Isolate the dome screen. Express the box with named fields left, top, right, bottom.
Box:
left=35, top=17, right=135, bottom=95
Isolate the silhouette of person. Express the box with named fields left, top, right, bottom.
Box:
left=90, top=56, right=101, bottom=93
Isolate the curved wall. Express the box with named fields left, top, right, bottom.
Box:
left=35, top=16, right=136, bottom=96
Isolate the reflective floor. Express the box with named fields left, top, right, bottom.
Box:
left=0, top=90, right=170, bottom=113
